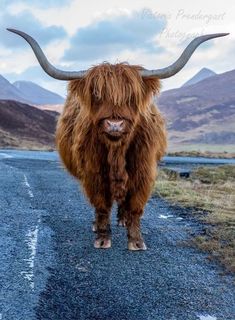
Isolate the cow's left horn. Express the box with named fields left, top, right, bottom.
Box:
left=7, top=28, right=87, bottom=80
left=140, top=33, right=229, bottom=79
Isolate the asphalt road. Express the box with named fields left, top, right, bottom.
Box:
left=0, top=150, right=234, bottom=320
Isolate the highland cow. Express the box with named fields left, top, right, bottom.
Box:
left=7, top=29, right=228, bottom=250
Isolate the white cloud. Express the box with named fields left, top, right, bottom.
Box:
left=63, top=10, right=166, bottom=62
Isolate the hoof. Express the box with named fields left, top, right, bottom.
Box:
left=128, top=240, right=147, bottom=251
left=92, top=222, right=97, bottom=232
left=117, top=219, right=126, bottom=227
left=94, top=238, right=112, bottom=249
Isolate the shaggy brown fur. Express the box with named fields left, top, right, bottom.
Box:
left=56, top=63, right=167, bottom=250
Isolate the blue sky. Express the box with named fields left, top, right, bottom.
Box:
left=0, top=0, right=233, bottom=97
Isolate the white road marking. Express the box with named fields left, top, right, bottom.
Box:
left=21, top=174, right=40, bottom=289
left=21, top=218, right=41, bottom=290
left=23, top=174, right=34, bottom=198
left=0, top=152, right=13, bottom=158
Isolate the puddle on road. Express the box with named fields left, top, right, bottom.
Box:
left=158, top=214, right=184, bottom=221
left=0, top=152, right=13, bottom=158
left=198, top=315, right=217, bottom=320
left=158, top=214, right=174, bottom=219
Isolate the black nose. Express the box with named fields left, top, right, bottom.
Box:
left=106, top=120, right=124, bottom=132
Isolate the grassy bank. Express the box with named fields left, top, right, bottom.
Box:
left=167, top=150, right=235, bottom=159
left=167, top=143, right=235, bottom=154
left=154, top=165, right=235, bottom=273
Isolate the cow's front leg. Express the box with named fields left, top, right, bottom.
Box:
left=118, top=195, right=147, bottom=250
left=126, top=208, right=147, bottom=251
left=94, top=207, right=112, bottom=249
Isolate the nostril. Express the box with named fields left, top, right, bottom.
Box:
left=107, top=120, right=113, bottom=126
left=107, top=120, right=124, bottom=126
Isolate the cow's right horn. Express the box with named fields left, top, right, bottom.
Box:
left=7, top=28, right=87, bottom=80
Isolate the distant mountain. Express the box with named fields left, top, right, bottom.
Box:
left=0, top=74, right=65, bottom=105
left=13, top=81, right=65, bottom=105
left=0, top=100, right=58, bottom=149
left=0, top=75, right=29, bottom=103
left=158, top=69, right=235, bottom=146
left=182, top=68, right=216, bottom=87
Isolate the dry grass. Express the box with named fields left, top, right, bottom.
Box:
left=154, top=165, right=235, bottom=273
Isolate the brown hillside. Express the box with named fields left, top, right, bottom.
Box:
left=158, top=69, right=235, bottom=147
left=0, top=100, right=58, bottom=150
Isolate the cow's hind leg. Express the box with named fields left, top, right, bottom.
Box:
left=93, top=207, right=112, bottom=249
left=117, top=205, right=126, bottom=227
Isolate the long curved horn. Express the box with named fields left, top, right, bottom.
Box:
left=7, top=28, right=87, bottom=80
left=140, top=33, right=229, bottom=78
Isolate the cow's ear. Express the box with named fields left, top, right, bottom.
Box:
left=68, top=78, right=92, bottom=109
left=68, top=79, right=86, bottom=98
left=142, top=76, right=161, bottom=96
